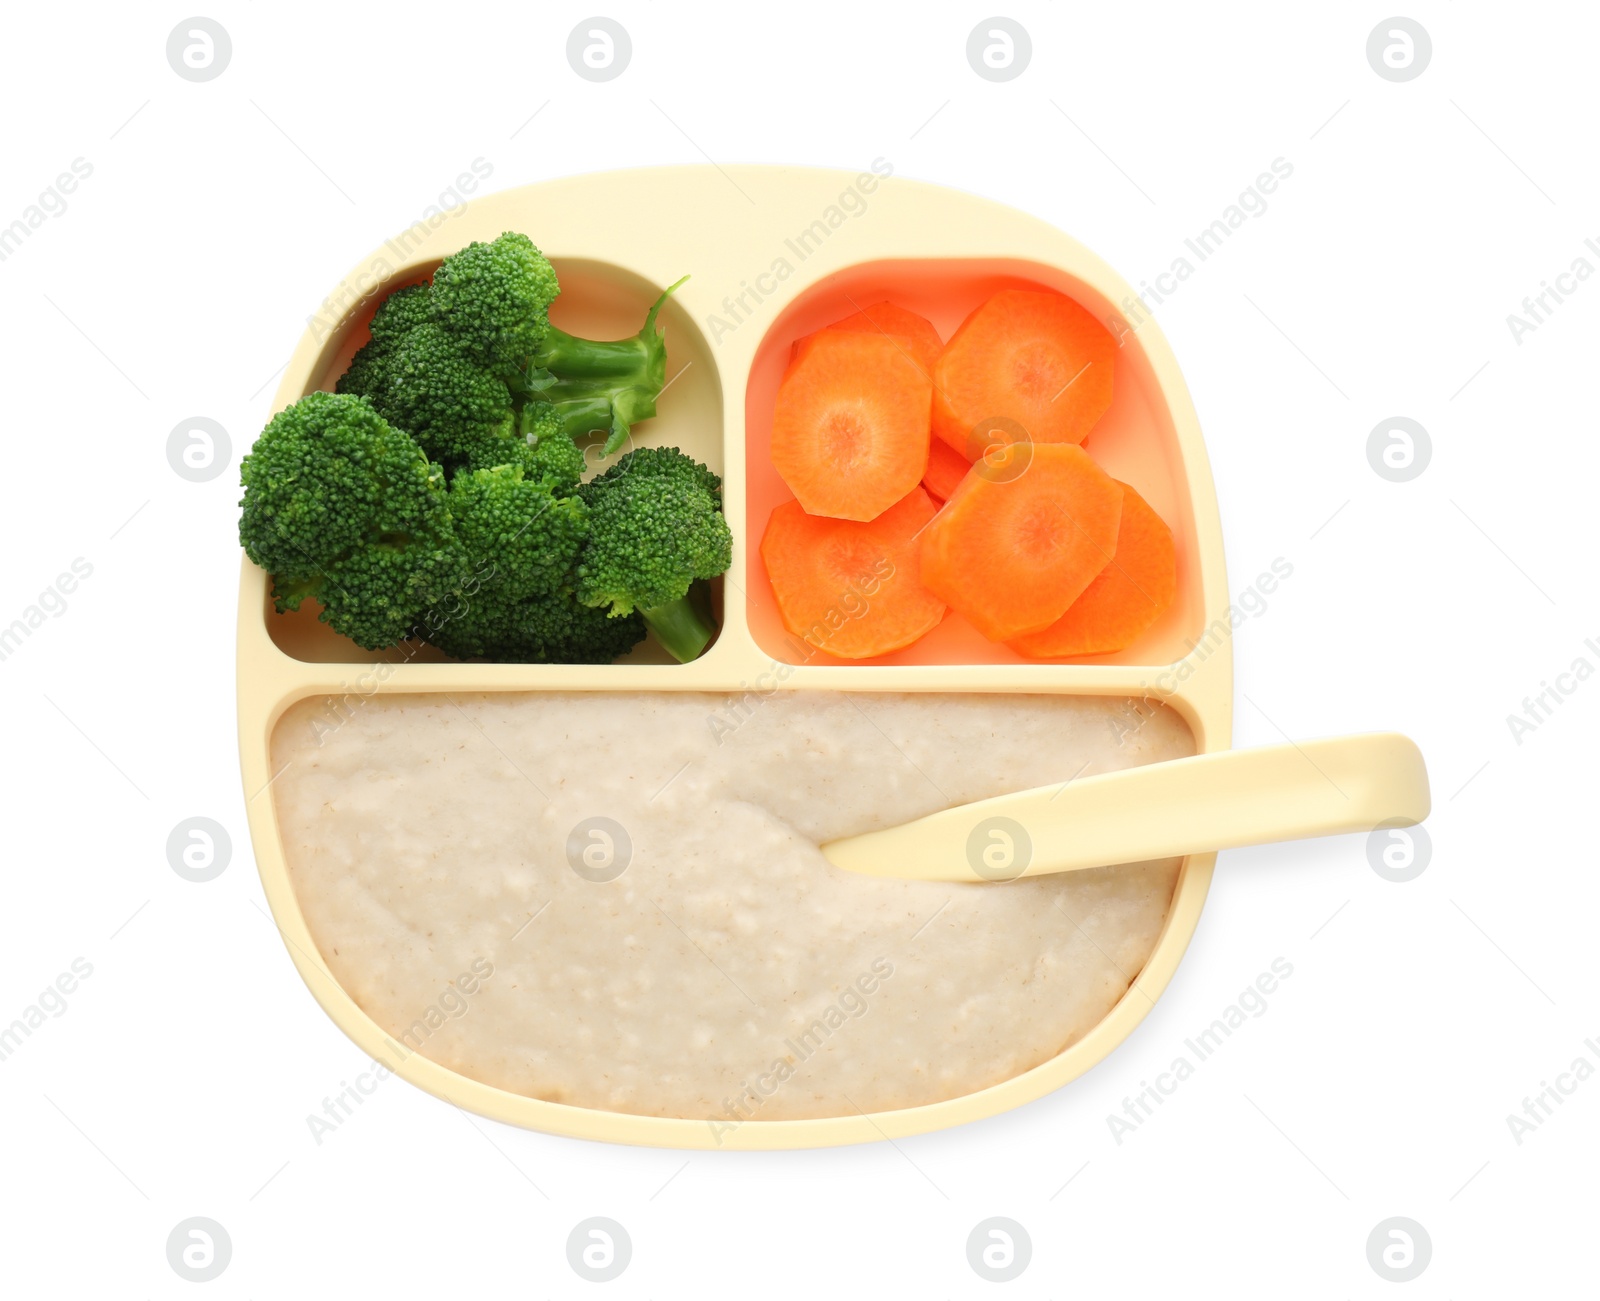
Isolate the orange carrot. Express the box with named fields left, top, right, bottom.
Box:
left=821, top=302, right=943, bottom=377
left=761, top=488, right=946, bottom=659
left=793, top=304, right=946, bottom=505
left=1011, top=482, right=1176, bottom=657
left=922, top=436, right=972, bottom=501
left=932, top=288, right=1116, bottom=455
left=918, top=443, right=1123, bottom=641
left=771, top=330, right=932, bottom=521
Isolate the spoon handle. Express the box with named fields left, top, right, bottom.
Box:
left=820, top=733, right=1430, bottom=882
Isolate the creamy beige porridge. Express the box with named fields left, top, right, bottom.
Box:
left=269, top=690, right=1193, bottom=1122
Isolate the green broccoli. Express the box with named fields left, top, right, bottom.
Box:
left=519, top=273, right=688, bottom=454
left=238, top=391, right=467, bottom=649
left=362, top=325, right=594, bottom=487
left=575, top=447, right=733, bottom=663
left=381, top=322, right=518, bottom=468
left=489, top=591, right=648, bottom=664
left=425, top=463, right=589, bottom=660
left=517, top=405, right=586, bottom=493
left=239, top=393, right=617, bottom=661
left=243, top=233, right=728, bottom=666
left=340, top=234, right=685, bottom=467
left=337, top=283, right=432, bottom=402
left=429, top=231, right=558, bottom=369
left=425, top=458, right=646, bottom=664
left=349, top=320, right=590, bottom=486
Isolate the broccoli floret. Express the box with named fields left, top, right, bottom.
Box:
left=337, top=346, right=385, bottom=403
left=425, top=464, right=588, bottom=659
left=369, top=282, right=435, bottom=347
left=492, top=591, right=648, bottom=664
left=452, top=464, right=588, bottom=599
left=575, top=447, right=733, bottom=662
left=516, top=405, right=586, bottom=492
left=429, top=231, right=559, bottom=369
left=337, top=284, right=432, bottom=401
left=239, top=393, right=627, bottom=662
left=425, top=458, right=644, bottom=664
left=352, top=314, right=591, bottom=484
left=238, top=392, right=466, bottom=649
left=339, top=236, right=684, bottom=471
left=377, top=322, right=517, bottom=467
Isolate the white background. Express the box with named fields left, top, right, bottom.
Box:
left=1, top=2, right=1595, bottom=1295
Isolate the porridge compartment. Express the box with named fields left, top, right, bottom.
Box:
left=270, top=689, right=1193, bottom=1121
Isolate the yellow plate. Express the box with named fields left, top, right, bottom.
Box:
left=237, top=165, right=1232, bottom=1149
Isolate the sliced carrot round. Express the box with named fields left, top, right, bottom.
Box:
left=918, top=444, right=1123, bottom=642
left=771, top=331, right=932, bottom=521
left=821, top=302, right=942, bottom=376
left=922, top=436, right=972, bottom=502
left=1011, top=481, right=1176, bottom=657
left=932, top=288, right=1116, bottom=454
left=761, top=488, right=946, bottom=659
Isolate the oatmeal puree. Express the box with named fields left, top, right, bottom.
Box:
left=271, top=691, right=1194, bottom=1120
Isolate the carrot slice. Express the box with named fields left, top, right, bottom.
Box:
left=824, top=302, right=943, bottom=376
left=771, top=330, right=932, bottom=521
left=918, top=444, right=1122, bottom=641
left=923, top=436, right=972, bottom=501
left=761, top=488, right=946, bottom=659
left=932, top=288, right=1116, bottom=454
left=1011, top=482, right=1176, bottom=657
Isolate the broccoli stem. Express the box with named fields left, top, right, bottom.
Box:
left=531, top=327, right=661, bottom=379
left=531, top=384, right=655, bottom=448
left=522, top=276, right=689, bottom=454
left=640, top=593, right=717, bottom=663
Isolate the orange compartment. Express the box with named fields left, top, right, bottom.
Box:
left=745, top=260, right=1206, bottom=668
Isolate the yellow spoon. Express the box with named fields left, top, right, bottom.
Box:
left=821, top=733, right=1430, bottom=882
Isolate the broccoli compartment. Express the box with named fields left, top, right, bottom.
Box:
left=240, top=233, right=724, bottom=665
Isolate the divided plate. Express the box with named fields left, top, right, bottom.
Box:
left=237, top=165, right=1232, bottom=1149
